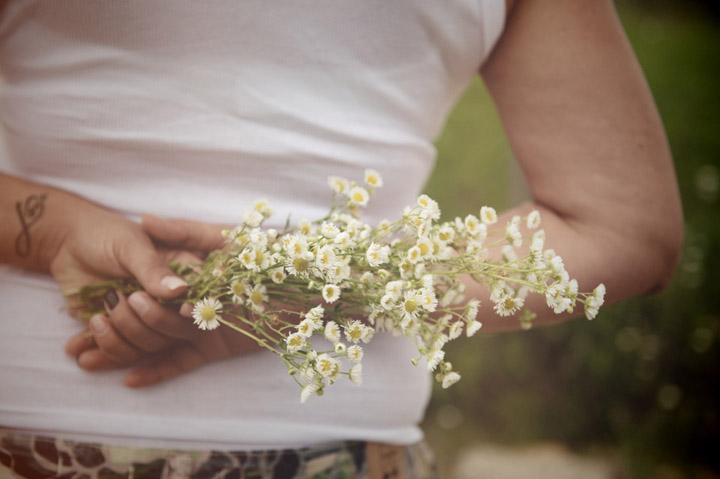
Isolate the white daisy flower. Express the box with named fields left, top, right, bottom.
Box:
left=400, top=291, right=420, bottom=322
left=494, top=295, right=524, bottom=317
left=437, top=225, right=455, bottom=244
left=344, top=320, right=366, bottom=343
left=419, top=288, right=438, bottom=312
left=433, top=334, right=450, bottom=351
left=228, top=278, right=249, bottom=305
left=247, top=284, right=268, bottom=313
left=324, top=321, right=341, bottom=343
left=347, top=345, right=364, bottom=363
left=285, top=252, right=314, bottom=278
left=322, top=284, right=341, bottom=304
left=334, top=342, right=347, bottom=354
left=252, top=199, right=273, bottom=217
left=296, top=319, right=317, bottom=338
left=567, top=279, right=579, bottom=296
left=407, top=246, right=422, bottom=264
left=360, top=271, right=374, bottom=283
left=284, top=234, right=309, bottom=258
left=364, top=169, right=383, bottom=188
left=315, top=245, right=337, bottom=271
left=593, top=283, right=606, bottom=306
left=384, top=280, right=404, bottom=299
left=415, top=238, right=434, bottom=259
left=426, top=349, right=445, bottom=372
left=526, top=210, right=541, bottom=229
left=306, top=305, right=325, bottom=322
left=506, top=222, right=523, bottom=247
left=467, top=320, right=483, bottom=337
left=502, top=245, right=518, bottom=262
left=480, top=206, right=498, bottom=225
left=465, top=299, right=480, bottom=322
left=328, top=176, right=350, bottom=195
left=320, top=221, right=339, bottom=239
left=242, top=209, right=264, bottom=228
left=315, top=354, right=340, bottom=380
left=348, top=186, right=370, bottom=207
left=442, top=372, right=461, bottom=389
left=366, top=242, right=390, bottom=267
left=464, top=214, right=482, bottom=238
left=334, top=231, right=350, bottom=247
left=349, top=364, right=363, bottom=385
left=550, top=255, right=565, bottom=275
left=448, top=321, right=463, bottom=340
left=380, top=293, right=396, bottom=311
left=191, top=297, right=222, bottom=331
left=285, top=332, right=306, bottom=353
left=248, top=228, right=269, bottom=249
left=269, top=267, right=287, bottom=284
left=300, top=383, right=318, bottom=404
left=585, top=300, right=600, bottom=320
left=416, top=195, right=441, bottom=220
left=422, top=274, right=434, bottom=289
left=360, top=325, right=375, bottom=343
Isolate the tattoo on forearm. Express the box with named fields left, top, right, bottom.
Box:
left=15, top=194, right=47, bottom=258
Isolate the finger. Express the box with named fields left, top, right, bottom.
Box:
left=127, top=291, right=199, bottom=341
left=76, top=348, right=124, bottom=371
left=124, top=345, right=209, bottom=388
left=160, top=249, right=204, bottom=268
left=65, top=330, right=96, bottom=357
left=85, top=314, right=144, bottom=366
left=142, top=214, right=230, bottom=251
left=106, top=290, right=172, bottom=352
left=114, top=231, right=188, bottom=300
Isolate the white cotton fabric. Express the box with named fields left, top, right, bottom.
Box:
left=0, top=0, right=505, bottom=449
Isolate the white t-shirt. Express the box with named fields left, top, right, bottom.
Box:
left=0, top=0, right=505, bottom=449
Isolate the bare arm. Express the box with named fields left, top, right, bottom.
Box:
left=473, top=0, right=683, bottom=331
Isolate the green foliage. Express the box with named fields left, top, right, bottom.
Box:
left=422, top=2, right=720, bottom=477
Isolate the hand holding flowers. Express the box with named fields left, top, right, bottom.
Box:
left=69, top=169, right=605, bottom=402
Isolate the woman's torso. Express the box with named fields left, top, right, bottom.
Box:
left=0, top=0, right=504, bottom=448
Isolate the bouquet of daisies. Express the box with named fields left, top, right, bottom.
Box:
left=73, top=170, right=605, bottom=403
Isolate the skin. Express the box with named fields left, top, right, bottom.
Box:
left=0, top=0, right=683, bottom=386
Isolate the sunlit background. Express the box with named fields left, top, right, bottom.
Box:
left=421, top=1, right=720, bottom=477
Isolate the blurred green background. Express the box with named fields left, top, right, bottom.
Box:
left=421, top=1, right=720, bottom=478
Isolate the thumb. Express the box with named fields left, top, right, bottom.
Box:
left=141, top=214, right=230, bottom=252
left=115, top=233, right=187, bottom=299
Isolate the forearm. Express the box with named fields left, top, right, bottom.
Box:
left=470, top=199, right=677, bottom=333
left=0, top=173, right=87, bottom=272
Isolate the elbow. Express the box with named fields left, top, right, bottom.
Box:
left=644, top=196, right=684, bottom=294
left=649, top=214, right=684, bottom=294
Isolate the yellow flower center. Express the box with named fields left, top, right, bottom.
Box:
left=319, top=360, right=332, bottom=372
left=367, top=175, right=378, bottom=185
left=293, top=257, right=309, bottom=272
left=250, top=290, right=264, bottom=305
left=353, top=191, right=365, bottom=203
left=289, top=336, right=303, bottom=347
left=254, top=250, right=264, bottom=265
left=404, top=299, right=417, bottom=313
left=439, top=231, right=451, bottom=241
left=503, top=298, right=516, bottom=310
left=418, top=242, right=430, bottom=256
left=349, top=328, right=362, bottom=341
left=200, top=306, right=216, bottom=322
left=232, top=282, right=245, bottom=296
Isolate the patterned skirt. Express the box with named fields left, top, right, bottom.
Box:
left=0, top=429, right=438, bottom=479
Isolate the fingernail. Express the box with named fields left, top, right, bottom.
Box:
left=161, top=276, right=187, bottom=291
left=104, top=290, right=119, bottom=310
left=89, top=315, right=107, bottom=335
left=128, top=292, right=149, bottom=316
